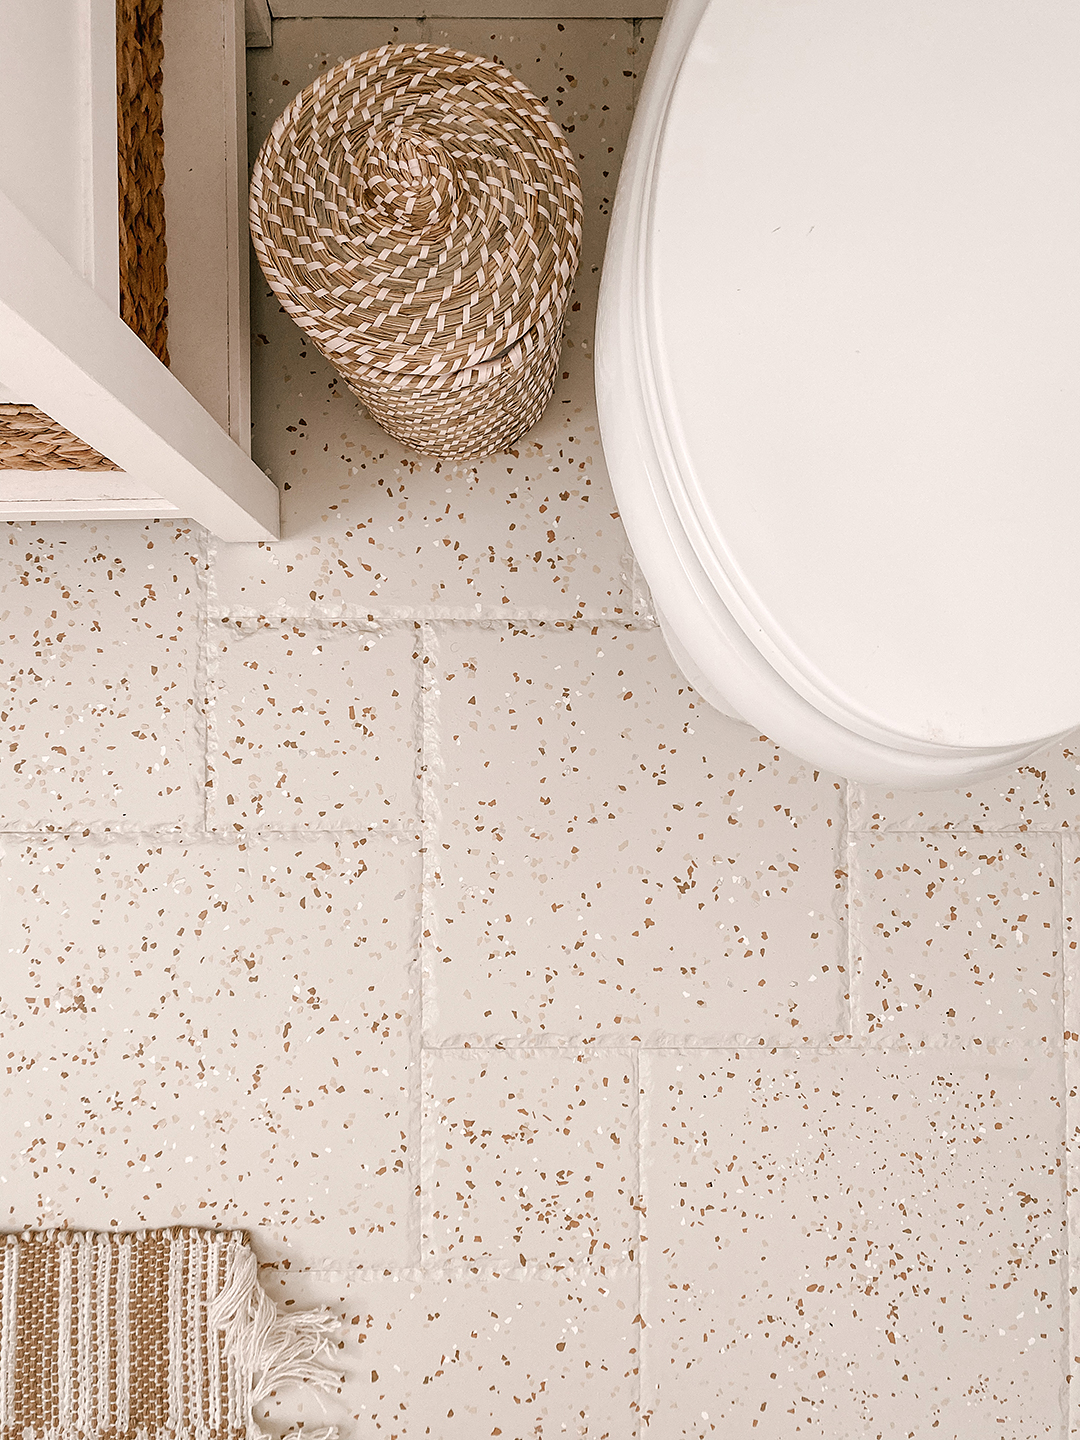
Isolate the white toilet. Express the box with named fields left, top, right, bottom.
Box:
left=596, top=0, right=1080, bottom=787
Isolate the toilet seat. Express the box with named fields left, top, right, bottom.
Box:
left=597, top=0, right=1080, bottom=786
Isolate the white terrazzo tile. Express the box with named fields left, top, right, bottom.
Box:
left=0, top=522, right=205, bottom=831
left=849, top=735, right=1080, bottom=833
left=849, top=833, right=1061, bottom=1048
left=212, top=19, right=646, bottom=623
left=252, top=1268, right=641, bottom=1439
left=641, top=1049, right=1068, bottom=1439
left=427, top=624, right=846, bottom=1046
left=423, top=1049, right=640, bottom=1269
left=206, top=620, right=419, bottom=832
left=0, top=835, right=419, bottom=1268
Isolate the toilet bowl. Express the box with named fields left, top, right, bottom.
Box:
left=596, top=0, right=1080, bottom=787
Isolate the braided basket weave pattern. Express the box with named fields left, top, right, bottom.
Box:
left=0, top=405, right=120, bottom=472
left=250, top=44, right=583, bottom=459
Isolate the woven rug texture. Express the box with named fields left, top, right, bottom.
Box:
left=0, top=1229, right=341, bottom=1440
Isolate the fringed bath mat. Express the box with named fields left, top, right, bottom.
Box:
left=0, top=1228, right=342, bottom=1440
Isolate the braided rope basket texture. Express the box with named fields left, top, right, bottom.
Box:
left=117, top=0, right=169, bottom=365
left=0, top=406, right=120, bottom=472
left=250, top=44, right=583, bottom=459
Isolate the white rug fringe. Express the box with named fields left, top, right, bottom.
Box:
left=207, top=1245, right=343, bottom=1440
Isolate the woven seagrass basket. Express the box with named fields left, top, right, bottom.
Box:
left=250, top=44, right=583, bottom=460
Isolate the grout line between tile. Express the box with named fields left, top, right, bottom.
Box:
left=418, top=621, right=442, bottom=1052
left=192, top=525, right=213, bottom=841
left=258, top=1259, right=642, bottom=1285
left=26, top=820, right=1077, bottom=843
left=630, top=16, right=643, bottom=108
left=844, top=783, right=862, bottom=1044
left=0, top=825, right=422, bottom=846
left=206, top=612, right=386, bottom=629
left=420, top=1036, right=856, bottom=1050
left=202, top=607, right=226, bottom=835
left=416, top=621, right=443, bottom=1268
left=203, top=535, right=221, bottom=617
left=846, top=825, right=1077, bottom=837
left=842, top=777, right=855, bottom=1041
left=1062, top=832, right=1078, bottom=1434
left=200, top=548, right=219, bottom=841
left=202, top=608, right=662, bottom=628
left=410, top=1038, right=1061, bottom=1054
left=636, top=1046, right=647, bottom=1436
left=418, top=1047, right=435, bottom=1270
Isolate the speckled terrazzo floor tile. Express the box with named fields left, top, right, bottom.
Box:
left=427, top=624, right=846, bottom=1046
left=849, top=734, right=1080, bottom=832
left=849, top=832, right=1061, bottom=1048
left=206, top=620, right=419, bottom=832
left=0, top=522, right=204, bottom=831
left=251, top=1268, right=640, bottom=1439
left=0, top=834, right=419, bottom=1267
left=423, top=1049, right=640, bottom=1268
left=641, top=1049, right=1068, bottom=1438
left=211, top=19, right=643, bottom=623
left=10, top=11, right=1074, bottom=1432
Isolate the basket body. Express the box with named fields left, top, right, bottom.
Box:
left=250, top=44, right=583, bottom=459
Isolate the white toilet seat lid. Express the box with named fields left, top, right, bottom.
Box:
left=647, top=0, right=1080, bottom=750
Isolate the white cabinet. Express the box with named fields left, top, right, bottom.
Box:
left=0, top=0, right=279, bottom=540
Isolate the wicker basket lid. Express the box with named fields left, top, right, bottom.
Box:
left=249, top=44, right=583, bottom=384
